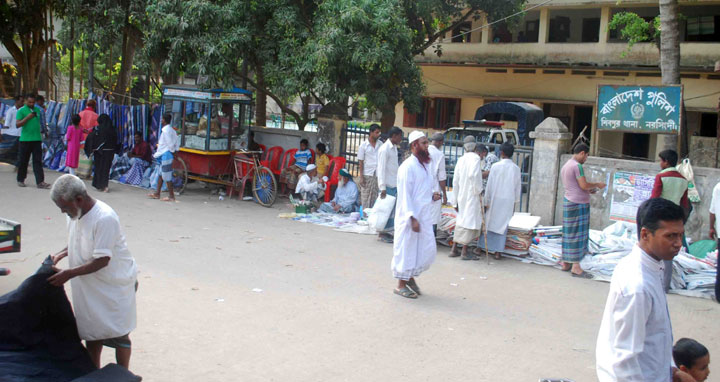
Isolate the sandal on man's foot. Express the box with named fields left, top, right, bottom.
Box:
left=462, top=254, right=480, bottom=261
left=448, top=251, right=460, bottom=258
left=17, top=182, right=26, bottom=188
left=407, top=279, right=421, bottom=295
left=394, top=286, right=418, bottom=299
left=571, top=271, right=594, bottom=279
left=378, top=235, right=393, bottom=244
left=147, top=193, right=160, bottom=199
left=36, top=182, right=51, bottom=189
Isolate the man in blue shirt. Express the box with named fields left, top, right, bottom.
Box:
left=319, top=169, right=359, bottom=213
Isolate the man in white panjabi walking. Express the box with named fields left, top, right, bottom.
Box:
left=596, top=198, right=694, bottom=382
left=47, top=174, right=138, bottom=369
left=391, top=131, right=442, bottom=299
left=428, top=133, right=448, bottom=235
left=479, top=142, right=521, bottom=260
left=450, top=136, right=484, bottom=261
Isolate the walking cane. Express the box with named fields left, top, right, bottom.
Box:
left=479, top=201, right=490, bottom=264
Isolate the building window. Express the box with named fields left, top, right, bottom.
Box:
left=699, top=113, right=718, bottom=137
left=403, top=97, right=460, bottom=129
left=549, top=9, right=602, bottom=43
left=451, top=22, right=472, bottom=43
left=686, top=15, right=720, bottom=42
left=490, top=12, right=540, bottom=43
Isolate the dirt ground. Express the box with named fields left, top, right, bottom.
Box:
left=1, top=163, right=718, bottom=381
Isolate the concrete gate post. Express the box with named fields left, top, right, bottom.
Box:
left=317, top=103, right=349, bottom=157
left=528, top=118, right=573, bottom=225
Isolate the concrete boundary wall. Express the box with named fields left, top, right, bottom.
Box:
left=551, top=155, right=720, bottom=242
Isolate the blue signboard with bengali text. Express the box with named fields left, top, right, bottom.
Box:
left=597, top=85, right=682, bottom=134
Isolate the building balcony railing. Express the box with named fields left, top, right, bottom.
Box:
left=418, top=41, right=719, bottom=69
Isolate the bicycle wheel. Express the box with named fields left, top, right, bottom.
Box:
left=172, top=157, right=188, bottom=195
left=252, top=166, right=277, bottom=207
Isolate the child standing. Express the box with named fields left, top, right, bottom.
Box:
left=673, top=338, right=710, bottom=382
left=65, top=114, right=82, bottom=175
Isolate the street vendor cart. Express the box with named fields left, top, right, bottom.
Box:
left=162, top=85, right=277, bottom=206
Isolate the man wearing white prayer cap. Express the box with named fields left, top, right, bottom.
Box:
left=295, top=163, right=325, bottom=205
left=391, top=131, right=441, bottom=299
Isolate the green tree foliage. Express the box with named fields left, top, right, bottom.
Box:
left=0, top=0, right=62, bottom=93
left=608, top=12, right=660, bottom=56
left=307, top=0, right=425, bottom=117
left=58, top=0, right=147, bottom=103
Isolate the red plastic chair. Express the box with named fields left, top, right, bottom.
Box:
left=261, top=146, right=284, bottom=175
left=324, top=156, right=347, bottom=202
left=281, top=148, right=298, bottom=172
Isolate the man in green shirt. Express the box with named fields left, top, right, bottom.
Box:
left=16, top=94, right=50, bottom=189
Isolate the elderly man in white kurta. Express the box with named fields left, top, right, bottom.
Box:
left=596, top=198, right=694, bottom=382
left=428, top=133, right=448, bottom=235
left=479, top=143, right=521, bottom=260
left=391, top=131, right=442, bottom=299
left=450, top=137, right=484, bottom=261
left=48, top=174, right=137, bottom=369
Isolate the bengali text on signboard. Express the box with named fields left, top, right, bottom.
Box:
left=597, top=85, right=682, bottom=134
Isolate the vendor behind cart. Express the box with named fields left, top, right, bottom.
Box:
left=47, top=174, right=138, bottom=370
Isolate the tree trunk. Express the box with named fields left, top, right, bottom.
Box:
left=88, top=54, right=95, bottom=94
left=114, top=25, right=139, bottom=105
left=69, top=21, right=75, bottom=99
left=380, top=101, right=397, bottom=133
left=659, top=0, right=680, bottom=85
left=659, top=0, right=684, bottom=154
left=0, top=58, right=8, bottom=98
left=254, top=63, right=267, bottom=128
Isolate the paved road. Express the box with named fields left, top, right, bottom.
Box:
left=1, top=163, right=718, bottom=381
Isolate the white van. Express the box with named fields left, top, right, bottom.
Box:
left=443, top=120, right=520, bottom=146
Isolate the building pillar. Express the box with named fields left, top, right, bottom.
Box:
left=317, top=103, right=349, bottom=157
left=528, top=118, right=573, bottom=225
left=481, top=13, right=490, bottom=44
left=538, top=7, right=550, bottom=44
left=599, top=7, right=611, bottom=45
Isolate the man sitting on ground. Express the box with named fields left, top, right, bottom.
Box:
left=295, top=164, right=326, bottom=206
left=319, top=168, right=359, bottom=214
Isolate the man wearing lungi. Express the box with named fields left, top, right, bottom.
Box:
left=560, top=144, right=605, bottom=278
left=48, top=174, right=138, bottom=369
left=149, top=113, right=179, bottom=202
left=478, top=143, right=521, bottom=260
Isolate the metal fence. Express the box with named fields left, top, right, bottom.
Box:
left=339, top=125, right=370, bottom=177
left=443, top=139, right=534, bottom=212
left=339, top=126, right=533, bottom=212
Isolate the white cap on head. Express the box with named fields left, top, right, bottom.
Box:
left=408, top=131, right=425, bottom=145
left=306, top=164, right=317, bottom=172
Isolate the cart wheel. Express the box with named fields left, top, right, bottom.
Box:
left=252, top=166, right=277, bottom=207
left=172, top=157, right=188, bottom=195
